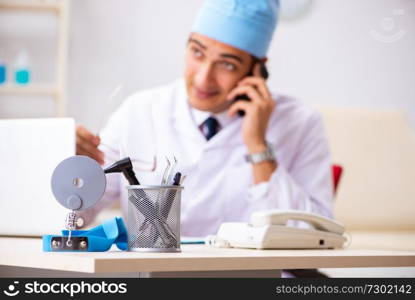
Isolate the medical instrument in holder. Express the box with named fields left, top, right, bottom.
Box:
left=43, top=155, right=136, bottom=251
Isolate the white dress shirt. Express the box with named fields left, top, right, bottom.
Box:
left=79, top=78, right=334, bottom=237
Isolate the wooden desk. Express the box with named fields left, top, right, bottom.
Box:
left=1, top=235, right=415, bottom=278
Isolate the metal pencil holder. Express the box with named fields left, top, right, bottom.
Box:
left=126, top=185, right=183, bottom=252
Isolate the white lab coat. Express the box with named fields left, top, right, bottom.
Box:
left=80, top=78, right=333, bottom=237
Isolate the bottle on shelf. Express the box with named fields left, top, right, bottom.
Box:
left=0, top=55, right=6, bottom=85
left=14, top=50, right=31, bottom=85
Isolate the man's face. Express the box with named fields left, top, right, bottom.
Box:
left=185, top=33, right=253, bottom=113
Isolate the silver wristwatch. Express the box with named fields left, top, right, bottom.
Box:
left=245, top=143, right=276, bottom=164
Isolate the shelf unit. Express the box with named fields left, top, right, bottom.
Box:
left=0, top=0, right=69, bottom=116
left=0, top=83, right=57, bottom=96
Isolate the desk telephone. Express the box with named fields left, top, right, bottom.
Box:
left=206, top=210, right=348, bottom=249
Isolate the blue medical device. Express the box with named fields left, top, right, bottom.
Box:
left=43, top=155, right=133, bottom=252
left=43, top=217, right=127, bottom=252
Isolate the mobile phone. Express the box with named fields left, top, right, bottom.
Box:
left=232, top=61, right=269, bottom=117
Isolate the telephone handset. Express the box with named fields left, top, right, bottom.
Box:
left=206, top=209, right=348, bottom=250
left=232, top=61, right=269, bottom=117
left=251, top=210, right=345, bottom=235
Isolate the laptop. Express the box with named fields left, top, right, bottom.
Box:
left=0, top=118, right=75, bottom=237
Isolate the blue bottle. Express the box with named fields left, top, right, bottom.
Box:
left=0, top=60, right=6, bottom=85
left=14, top=50, right=30, bottom=85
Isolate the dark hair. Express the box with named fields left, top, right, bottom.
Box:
left=249, top=55, right=269, bottom=79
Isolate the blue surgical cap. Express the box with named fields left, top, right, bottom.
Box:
left=192, top=0, right=280, bottom=58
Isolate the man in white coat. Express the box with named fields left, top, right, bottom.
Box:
left=76, top=0, right=334, bottom=239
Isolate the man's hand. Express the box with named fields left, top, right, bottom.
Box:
left=76, top=125, right=104, bottom=165
left=227, top=63, right=276, bottom=154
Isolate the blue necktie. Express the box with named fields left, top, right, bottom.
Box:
left=203, top=117, right=220, bottom=141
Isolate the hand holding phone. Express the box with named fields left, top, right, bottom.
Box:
left=227, top=61, right=275, bottom=153
left=231, top=62, right=269, bottom=117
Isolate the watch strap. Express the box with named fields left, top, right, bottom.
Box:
left=245, top=143, right=276, bottom=164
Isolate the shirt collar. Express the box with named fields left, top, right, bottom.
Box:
left=190, top=106, right=236, bottom=129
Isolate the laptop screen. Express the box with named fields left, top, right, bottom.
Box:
left=0, top=118, right=75, bottom=237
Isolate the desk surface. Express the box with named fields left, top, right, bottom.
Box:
left=1, top=233, right=415, bottom=273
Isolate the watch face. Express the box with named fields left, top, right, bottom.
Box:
left=245, top=146, right=276, bottom=164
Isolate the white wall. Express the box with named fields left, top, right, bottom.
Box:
left=270, top=0, right=415, bottom=122
left=0, top=0, right=414, bottom=130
